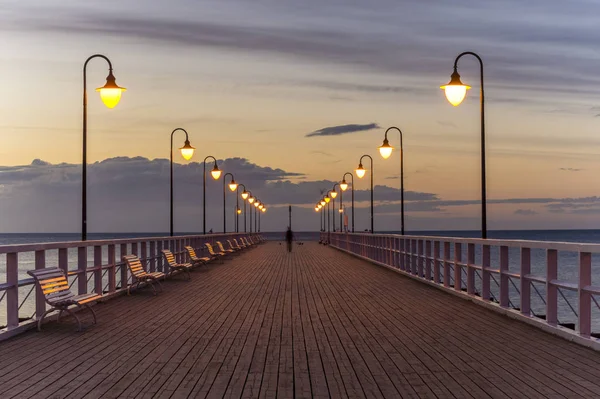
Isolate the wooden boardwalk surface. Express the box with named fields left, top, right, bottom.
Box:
left=1, top=242, right=600, bottom=398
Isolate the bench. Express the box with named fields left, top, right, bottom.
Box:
left=217, top=241, right=238, bottom=256
left=123, top=255, right=165, bottom=295
left=185, top=246, right=213, bottom=266
left=27, top=267, right=102, bottom=331
left=205, top=243, right=227, bottom=262
left=162, top=249, right=193, bottom=280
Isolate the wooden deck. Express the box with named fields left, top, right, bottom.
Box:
left=1, top=242, right=600, bottom=398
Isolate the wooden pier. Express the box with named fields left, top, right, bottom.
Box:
left=1, top=242, right=600, bottom=398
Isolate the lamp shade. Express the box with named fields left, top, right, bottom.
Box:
left=330, top=191, right=338, bottom=199
left=320, top=199, right=326, bottom=206
left=378, top=138, right=393, bottom=159
left=324, top=196, right=331, bottom=203
left=228, top=179, right=238, bottom=192
left=241, top=190, right=249, bottom=200
left=340, top=180, right=348, bottom=191
left=355, top=163, right=366, bottom=179
left=261, top=207, right=266, bottom=212
left=440, top=70, right=471, bottom=106
left=179, top=140, right=195, bottom=161
left=211, top=165, right=222, bottom=180
left=248, top=196, right=255, bottom=204
left=96, top=71, right=126, bottom=109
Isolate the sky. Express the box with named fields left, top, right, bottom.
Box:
left=1, top=0, right=600, bottom=233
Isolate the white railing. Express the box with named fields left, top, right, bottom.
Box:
left=324, top=232, right=600, bottom=343
left=0, top=233, right=259, bottom=339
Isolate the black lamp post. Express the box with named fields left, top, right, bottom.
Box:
left=331, top=183, right=339, bottom=232
left=82, top=54, right=126, bottom=241
left=441, top=51, right=487, bottom=238
left=341, top=172, right=354, bottom=232
left=238, top=184, right=248, bottom=233
left=170, top=128, right=195, bottom=237
left=248, top=193, right=255, bottom=232
left=223, top=173, right=237, bottom=233
left=355, top=155, right=374, bottom=233
left=379, top=126, right=405, bottom=235
left=203, top=156, right=221, bottom=234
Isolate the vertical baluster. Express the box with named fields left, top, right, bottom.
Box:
left=418, top=240, right=424, bottom=277
left=499, top=245, right=509, bottom=307
left=482, top=245, right=491, bottom=300
left=454, top=243, right=461, bottom=291
left=467, top=243, right=475, bottom=295
left=443, top=242, right=451, bottom=287
left=141, top=241, right=147, bottom=271
left=546, top=249, right=558, bottom=326
left=149, top=241, right=156, bottom=272
left=132, top=242, right=138, bottom=256
left=411, top=239, right=417, bottom=274
left=433, top=241, right=440, bottom=283
left=77, top=246, right=87, bottom=295
left=425, top=241, right=432, bottom=281
left=520, top=247, right=531, bottom=316
left=108, top=244, right=116, bottom=293
left=6, top=252, right=19, bottom=329
left=35, top=250, right=46, bottom=319
left=175, top=239, right=180, bottom=263
left=399, top=238, right=405, bottom=271
left=120, top=243, right=128, bottom=290
left=94, top=245, right=102, bottom=295
left=157, top=240, right=164, bottom=272
left=579, top=252, right=592, bottom=337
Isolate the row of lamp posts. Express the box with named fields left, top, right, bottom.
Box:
left=82, top=54, right=267, bottom=240
left=317, top=51, right=487, bottom=239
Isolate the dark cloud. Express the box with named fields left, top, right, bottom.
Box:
left=306, top=123, right=379, bottom=138
left=559, top=168, right=583, bottom=172
left=514, top=209, right=537, bottom=216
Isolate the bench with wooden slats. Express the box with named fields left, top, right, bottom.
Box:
left=228, top=240, right=243, bottom=252
left=161, top=249, right=193, bottom=280
left=185, top=246, right=213, bottom=266
left=27, top=267, right=102, bottom=331
left=241, top=237, right=255, bottom=248
left=217, top=241, right=237, bottom=256
left=123, top=255, right=165, bottom=295
left=205, top=243, right=227, bottom=262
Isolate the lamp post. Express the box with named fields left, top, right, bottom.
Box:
left=169, top=128, right=195, bottom=237
left=325, top=193, right=332, bottom=243
left=248, top=194, right=255, bottom=232
left=258, top=204, right=265, bottom=232
left=239, top=184, right=248, bottom=233
left=82, top=54, right=126, bottom=241
left=441, top=51, right=487, bottom=239
left=340, top=172, right=354, bottom=232
left=203, top=156, right=222, bottom=234
left=331, top=184, right=339, bottom=232
left=223, top=173, right=238, bottom=233
left=355, top=154, right=374, bottom=233
left=253, top=199, right=260, bottom=232
left=379, top=126, right=405, bottom=235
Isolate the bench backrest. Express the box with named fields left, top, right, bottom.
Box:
left=123, top=255, right=147, bottom=278
left=228, top=240, right=238, bottom=250
left=242, top=237, right=252, bottom=246
left=205, top=243, right=219, bottom=256
left=27, top=268, right=74, bottom=305
left=234, top=238, right=244, bottom=248
left=162, top=249, right=178, bottom=268
left=216, top=242, right=227, bottom=253
left=185, top=246, right=199, bottom=259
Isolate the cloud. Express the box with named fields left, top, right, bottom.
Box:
left=559, top=168, right=583, bottom=172
left=514, top=209, right=537, bottom=216
left=306, top=123, right=380, bottom=138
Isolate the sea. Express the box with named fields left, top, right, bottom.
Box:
left=1, top=230, right=599, bottom=332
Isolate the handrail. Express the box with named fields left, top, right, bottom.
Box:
left=0, top=232, right=260, bottom=337
left=325, top=231, right=600, bottom=343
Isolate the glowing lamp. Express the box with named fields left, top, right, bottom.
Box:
left=254, top=201, right=260, bottom=208
left=241, top=190, right=249, bottom=200
left=378, top=138, right=393, bottom=159
left=324, top=196, right=331, bottom=203
left=339, top=207, right=343, bottom=213
left=96, top=71, right=126, bottom=108
left=179, top=140, right=195, bottom=161
left=340, top=180, right=348, bottom=191
left=330, top=191, right=338, bottom=199
left=320, top=199, right=326, bottom=206
left=355, top=163, right=366, bottom=179
left=228, top=178, right=238, bottom=192
left=440, top=70, right=471, bottom=106
left=261, top=207, right=266, bottom=212
left=315, top=206, right=319, bottom=212
left=259, top=204, right=264, bottom=210
left=237, top=208, right=242, bottom=214
left=211, top=165, right=221, bottom=180
left=248, top=196, right=255, bottom=204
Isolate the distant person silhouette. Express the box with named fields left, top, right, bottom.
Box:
left=285, top=227, right=294, bottom=253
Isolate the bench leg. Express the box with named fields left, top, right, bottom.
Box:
left=37, top=309, right=53, bottom=332
left=64, top=308, right=82, bottom=332
left=80, top=303, right=97, bottom=324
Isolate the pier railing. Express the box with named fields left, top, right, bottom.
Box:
left=324, top=232, right=600, bottom=344
left=0, top=233, right=257, bottom=338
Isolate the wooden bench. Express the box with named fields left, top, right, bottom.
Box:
left=205, top=243, right=227, bottom=262
left=185, top=246, right=213, bottom=266
left=27, top=267, right=102, bottom=331
left=162, top=249, right=193, bottom=280
left=233, top=238, right=247, bottom=250
left=217, top=241, right=238, bottom=256
left=241, top=237, right=255, bottom=248
left=228, top=240, right=243, bottom=252
left=123, top=255, right=165, bottom=295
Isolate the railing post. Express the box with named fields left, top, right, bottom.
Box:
left=411, top=239, right=417, bottom=275
left=520, top=247, right=531, bottom=316
left=467, top=243, right=475, bottom=295
left=454, top=243, right=461, bottom=291
left=578, top=251, right=592, bottom=337
left=149, top=241, right=156, bottom=272
left=500, top=246, right=509, bottom=307
left=120, top=243, right=128, bottom=289
left=157, top=240, right=164, bottom=272
left=34, top=250, right=46, bottom=319
left=108, top=244, right=116, bottom=293
left=141, top=241, right=148, bottom=269
left=6, top=252, right=19, bottom=329
left=546, top=249, right=558, bottom=326
left=399, top=238, right=405, bottom=271
left=433, top=241, right=440, bottom=284
left=443, top=242, right=451, bottom=287
left=94, top=245, right=102, bottom=295
left=425, top=240, right=432, bottom=280
left=482, top=245, right=491, bottom=301
left=418, top=240, right=424, bottom=277
left=77, top=246, right=87, bottom=295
